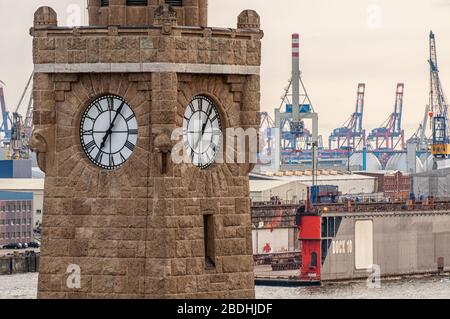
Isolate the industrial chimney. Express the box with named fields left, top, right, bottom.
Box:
left=292, top=33, right=300, bottom=122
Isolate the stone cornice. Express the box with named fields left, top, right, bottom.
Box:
left=31, top=25, right=263, bottom=40
left=34, top=62, right=260, bottom=75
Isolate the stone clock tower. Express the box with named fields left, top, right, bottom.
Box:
left=30, top=1, right=262, bottom=298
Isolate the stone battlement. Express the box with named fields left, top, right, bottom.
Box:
left=32, top=7, right=262, bottom=70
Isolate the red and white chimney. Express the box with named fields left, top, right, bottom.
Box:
left=292, top=34, right=300, bottom=121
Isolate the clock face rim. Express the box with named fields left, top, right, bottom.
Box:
left=79, top=94, right=138, bottom=171
left=183, top=95, right=223, bottom=170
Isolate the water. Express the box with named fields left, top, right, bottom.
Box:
left=1, top=273, right=450, bottom=299
left=256, top=275, right=450, bottom=299
left=0, top=273, right=38, bottom=299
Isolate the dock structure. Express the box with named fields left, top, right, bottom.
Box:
left=251, top=199, right=450, bottom=284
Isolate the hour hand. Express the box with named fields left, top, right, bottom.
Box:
left=100, top=129, right=111, bottom=150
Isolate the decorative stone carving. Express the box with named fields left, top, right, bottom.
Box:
left=29, top=129, right=49, bottom=173
left=154, top=4, right=177, bottom=35
left=34, top=6, right=57, bottom=28
left=237, top=10, right=260, bottom=30
left=154, top=132, right=173, bottom=153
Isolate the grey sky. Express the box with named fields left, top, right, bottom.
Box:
left=1, top=0, right=450, bottom=140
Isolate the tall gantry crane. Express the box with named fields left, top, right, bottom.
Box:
left=367, top=83, right=405, bottom=152
left=274, top=34, right=318, bottom=170
left=0, top=73, right=34, bottom=160
left=260, top=111, right=275, bottom=159
left=329, top=83, right=366, bottom=151
left=428, top=31, right=450, bottom=168
left=276, top=78, right=314, bottom=156
left=407, top=104, right=432, bottom=155
left=0, top=81, right=12, bottom=141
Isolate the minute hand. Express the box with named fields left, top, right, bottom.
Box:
left=194, top=108, right=213, bottom=152
left=201, top=107, right=213, bottom=134
left=110, top=101, right=125, bottom=129
left=100, top=101, right=125, bottom=150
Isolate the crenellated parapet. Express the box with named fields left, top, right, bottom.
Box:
left=31, top=7, right=263, bottom=73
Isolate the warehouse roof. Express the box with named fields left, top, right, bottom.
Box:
left=249, top=172, right=375, bottom=193
left=250, top=171, right=376, bottom=183
left=249, top=180, right=293, bottom=192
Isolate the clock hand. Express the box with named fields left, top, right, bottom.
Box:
left=100, top=101, right=125, bottom=150
left=110, top=101, right=125, bottom=129
left=193, top=129, right=203, bottom=154
left=193, top=106, right=214, bottom=154
left=201, top=106, right=213, bottom=135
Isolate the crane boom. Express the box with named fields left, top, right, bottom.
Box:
left=0, top=82, right=11, bottom=140
left=367, top=83, right=405, bottom=151
left=393, top=83, right=404, bottom=135
left=353, top=83, right=365, bottom=135
left=429, top=31, right=450, bottom=159
left=420, top=104, right=429, bottom=146
left=24, top=93, right=34, bottom=138
left=328, top=83, right=366, bottom=151
left=14, top=73, right=33, bottom=114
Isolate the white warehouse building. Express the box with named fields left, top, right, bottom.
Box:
left=249, top=170, right=377, bottom=202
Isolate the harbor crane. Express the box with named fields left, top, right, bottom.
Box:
left=0, top=73, right=34, bottom=160
left=274, top=34, right=319, bottom=171
left=328, top=83, right=366, bottom=151
left=407, top=104, right=432, bottom=155
left=259, top=111, right=275, bottom=160
left=0, top=81, right=12, bottom=141
left=367, top=83, right=405, bottom=152
left=276, top=77, right=314, bottom=154
left=428, top=31, right=450, bottom=168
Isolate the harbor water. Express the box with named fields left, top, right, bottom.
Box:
left=1, top=273, right=450, bottom=299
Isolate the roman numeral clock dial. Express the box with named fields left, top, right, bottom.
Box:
left=80, top=95, right=138, bottom=170
left=183, top=95, right=222, bottom=169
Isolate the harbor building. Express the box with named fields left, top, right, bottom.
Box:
left=250, top=171, right=376, bottom=203
left=0, top=179, right=44, bottom=234
left=0, top=160, right=44, bottom=241
left=0, top=191, right=33, bottom=246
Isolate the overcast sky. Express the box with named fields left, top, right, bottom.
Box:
left=1, top=0, right=450, bottom=139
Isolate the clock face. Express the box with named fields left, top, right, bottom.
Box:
left=183, top=95, right=222, bottom=169
left=80, top=95, right=138, bottom=170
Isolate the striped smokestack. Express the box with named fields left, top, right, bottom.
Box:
left=292, top=33, right=300, bottom=121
